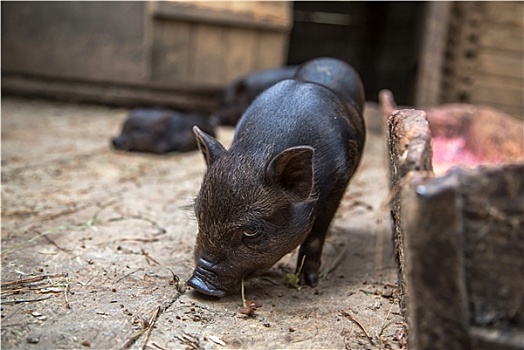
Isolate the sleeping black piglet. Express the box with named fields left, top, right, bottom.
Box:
left=112, top=109, right=215, bottom=154
left=188, top=57, right=366, bottom=297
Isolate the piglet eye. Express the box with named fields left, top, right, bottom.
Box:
left=241, top=223, right=263, bottom=243
left=243, top=229, right=258, bottom=237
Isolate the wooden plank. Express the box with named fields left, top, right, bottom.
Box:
left=476, top=51, right=524, bottom=79
left=460, top=166, right=524, bottom=328
left=1, top=2, right=149, bottom=84
left=470, top=103, right=524, bottom=121
left=153, top=0, right=292, bottom=32
left=438, top=2, right=485, bottom=105
left=480, top=24, right=524, bottom=54
left=471, top=72, right=524, bottom=117
left=151, top=20, right=193, bottom=84
left=192, top=24, right=227, bottom=85
left=386, top=109, right=434, bottom=316
left=471, top=80, right=524, bottom=108
left=223, top=28, right=258, bottom=82
left=485, top=1, right=524, bottom=26
left=150, top=0, right=291, bottom=86
left=402, top=172, right=472, bottom=350
left=255, top=32, right=289, bottom=71
left=473, top=73, right=523, bottom=91
left=467, top=101, right=523, bottom=120
left=415, top=2, right=452, bottom=107
left=1, top=74, right=222, bottom=113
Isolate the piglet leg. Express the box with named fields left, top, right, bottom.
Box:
left=297, top=188, right=346, bottom=287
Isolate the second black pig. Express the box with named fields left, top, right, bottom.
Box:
left=188, top=57, right=366, bottom=297
left=112, top=109, right=215, bottom=154
left=211, top=66, right=299, bottom=126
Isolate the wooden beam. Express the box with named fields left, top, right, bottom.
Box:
left=414, top=2, right=452, bottom=107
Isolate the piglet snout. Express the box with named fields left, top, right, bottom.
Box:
left=187, top=258, right=226, bottom=298
left=112, top=135, right=127, bottom=150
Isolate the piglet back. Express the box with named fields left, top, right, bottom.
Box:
left=293, top=57, right=366, bottom=157
left=294, top=57, right=365, bottom=116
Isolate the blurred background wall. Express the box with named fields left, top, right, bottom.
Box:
left=2, top=1, right=522, bottom=119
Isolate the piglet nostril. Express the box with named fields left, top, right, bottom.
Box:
left=187, top=269, right=226, bottom=298
left=186, top=257, right=227, bottom=297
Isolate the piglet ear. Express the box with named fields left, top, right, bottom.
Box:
left=266, top=146, right=314, bottom=201
left=193, top=126, right=226, bottom=167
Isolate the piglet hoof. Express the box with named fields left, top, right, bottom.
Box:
left=298, top=259, right=320, bottom=287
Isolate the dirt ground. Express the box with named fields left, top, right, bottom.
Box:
left=1, top=96, right=406, bottom=349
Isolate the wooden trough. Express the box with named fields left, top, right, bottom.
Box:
left=383, top=91, right=524, bottom=349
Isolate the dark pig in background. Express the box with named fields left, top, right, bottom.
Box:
left=112, top=109, right=215, bottom=154
left=211, top=66, right=299, bottom=126
left=188, top=57, right=366, bottom=297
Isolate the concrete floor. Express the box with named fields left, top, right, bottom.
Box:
left=1, top=97, right=405, bottom=349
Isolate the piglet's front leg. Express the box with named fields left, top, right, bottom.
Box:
left=297, top=186, right=347, bottom=287
left=297, top=238, right=323, bottom=287
left=296, top=218, right=333, bottom=287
